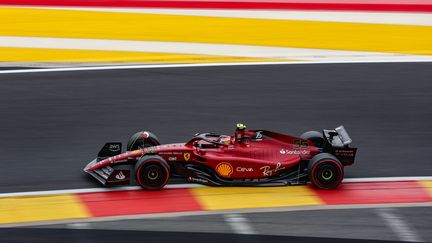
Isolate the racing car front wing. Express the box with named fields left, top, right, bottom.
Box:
left=84, top=159, right=131, bottom=186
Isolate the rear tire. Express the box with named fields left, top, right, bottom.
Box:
left=135, top=155, right=170, bottom=190
left=308, top=153, right=343, bottom=190
left=127, top=131, right=160, bottom=151
left=300, top=131, right=324, bottom=148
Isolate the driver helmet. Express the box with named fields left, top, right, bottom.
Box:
left=236, top=123, right=246, bottom=131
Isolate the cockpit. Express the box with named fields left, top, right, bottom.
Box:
left=186, top=123, right=252, bottom=149
left=186, top=123, right=251, bottom=149
left=186, top=133, right=232, bottom=149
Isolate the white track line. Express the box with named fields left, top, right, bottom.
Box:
left=1, top=60, right=432, bottom=75
left=10, top=6, right=432, bottom=26
left=224, top=213, right=256, bottom=235
left=0, top=184, right=204, bottom=198
left=0, top=176, right=431, bottom=198
left=1, top=37, right=432, bottom=62
left=66, top=223, right=92, bottom=230
left=376, top=208, right=423, bottom=242
left=343, top=176, right=432, bottom=183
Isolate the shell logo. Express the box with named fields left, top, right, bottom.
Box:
left=216, top=162, right=233, bottom=177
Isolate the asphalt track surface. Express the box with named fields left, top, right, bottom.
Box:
left=0, top=229, right=399, bottom=243
left=31, top=206, right=432, bottom=242
left=0, top=62, right=431, bottom=193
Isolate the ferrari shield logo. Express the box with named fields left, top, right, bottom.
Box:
left=184, top=153, right=190, bottom=161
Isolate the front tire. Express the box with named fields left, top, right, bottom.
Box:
left=135, top=155, right=170, bottom=190
left=308, top=153, right=343, bottom=190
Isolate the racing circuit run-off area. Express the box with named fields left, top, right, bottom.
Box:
left=0, top=0, right=432, bottom=242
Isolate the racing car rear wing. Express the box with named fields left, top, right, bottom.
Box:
left=323, top=126, right=357, bottom=166
left=323, top=125, right=352, bottom=148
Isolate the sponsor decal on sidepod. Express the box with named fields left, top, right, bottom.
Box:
left=260, top=162, right=285, bottom=176
left=280, top=149, right=310, bottom=155
left=236, top=167, right=254, bottom=172
left=216, top=162, right=233, bottom=177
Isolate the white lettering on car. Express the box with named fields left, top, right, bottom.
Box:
left=260, top=162, right=286, bottom=176
left=279, top=149, right=310, bottom=155
left=236, top=167, right=254, bottom=172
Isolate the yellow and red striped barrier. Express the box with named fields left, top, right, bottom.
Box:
left=2, top=0, right=432, bottom=12
left=1, top=181, right=431, bottom=225
left=1, top=7, right=431, bottom=56
left=1, top=0, right=432, bottom=64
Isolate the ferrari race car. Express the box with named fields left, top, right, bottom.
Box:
left=84, top=124, right=357, bottom=190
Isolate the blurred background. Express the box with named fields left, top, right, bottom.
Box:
left=0, top=0, right=431, bottom=242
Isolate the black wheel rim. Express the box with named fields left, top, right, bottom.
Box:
left=315, top=163, right=340, bottom=187
left=140, top=164, right=166, bottom=188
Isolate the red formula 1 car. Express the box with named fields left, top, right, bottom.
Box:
left=84, top=124, right=357, bottom=190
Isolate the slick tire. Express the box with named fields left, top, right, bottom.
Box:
left=308, top=153, right=343, bottom=190
left=127, top=131, right=160, bottom=151
left=135, top=155, right=170, bottom=190
left=300, top=131, right=324, bottom=148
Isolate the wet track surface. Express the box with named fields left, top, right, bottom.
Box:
left=0, top=63, right=431, bottom=192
